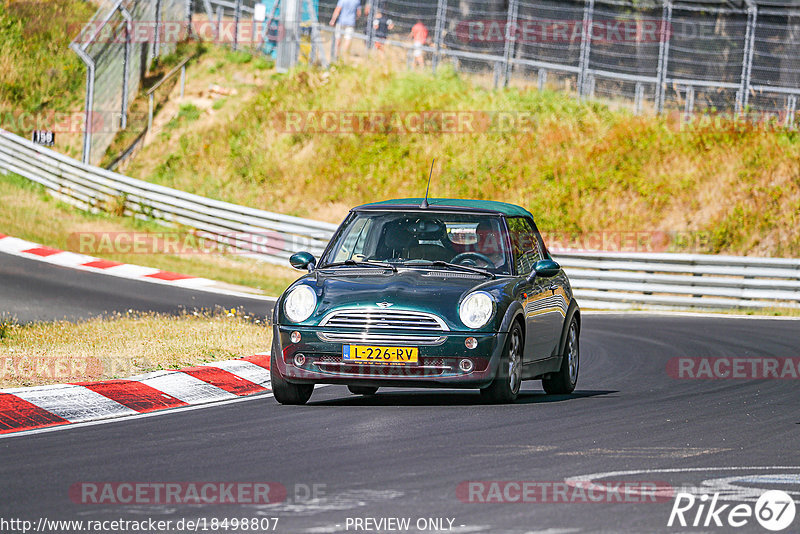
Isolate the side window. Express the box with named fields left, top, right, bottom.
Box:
left=332, top=217, right=372, bottom=262
left=507, top=217, right=542, bottom=275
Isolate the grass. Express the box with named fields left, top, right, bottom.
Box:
left=121, top=60, right=800, bottom=258
left=0, top=0, right=97, bottom=159
left=0, top=171, right=301, bottom=296
left=0, top=310, right=271, bottom=388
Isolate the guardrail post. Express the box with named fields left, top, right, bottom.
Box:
left=70, top=43, right=95, bottom=165
left=787, top=94, right=797, bottom=128
left=502, top=0, right=519, bottom=87
left=736, top=4, right=757, bottom=115
left=233, top=0, right=242, bottom=50
left=180, top=64, right=186, bottom=98
left=538, top=69, right=547, bottom=91
left=655, top=0, right=673, bottom=114
left=577, top=0, right=595, bottom=99
left=432, top=0, right=447, bottom=74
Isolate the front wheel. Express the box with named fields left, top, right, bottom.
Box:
left=348, top=385, right=378, bottom=395
left=480, top=321, right=523, bottom=404
left=542, top=317, right=579, bottom=395
left=271, top=341, right=314, bottom=405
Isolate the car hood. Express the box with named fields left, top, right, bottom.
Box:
left=286, top=268, right=508, bottom=331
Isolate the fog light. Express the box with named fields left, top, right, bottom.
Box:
left=290, top=331, right=301, bottom=343
left=459, top=359, right=474, bottom=373
left=293, top=353, right=306, bottom=367
left=465, top=337, right=478, bottom=350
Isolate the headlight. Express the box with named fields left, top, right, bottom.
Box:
left=459, top=291, right=494, bottom=329
left=284, top=285, right=317, bottom=323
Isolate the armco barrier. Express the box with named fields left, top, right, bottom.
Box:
left=1, top=128, right=798, bottom=310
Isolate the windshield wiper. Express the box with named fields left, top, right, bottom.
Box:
left=412, top=260, right=495, bottom=279
left=318, top=259, right=397, bottom=272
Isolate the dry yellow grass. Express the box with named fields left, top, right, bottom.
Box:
left=0, top=311, right=272, bottom=388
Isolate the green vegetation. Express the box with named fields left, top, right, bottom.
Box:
left=122, top=62, right=800, bottom=257
left=0, top=0, right=94, bottom=117
left=0, top=310, right=271, bottom=387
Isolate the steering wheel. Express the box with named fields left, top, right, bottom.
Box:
left=450, top=252, right=496, bottom=269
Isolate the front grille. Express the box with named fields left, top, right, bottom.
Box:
left=316, top=332, right=446, bottom=345
left=318, top=308, right=449, bottom=331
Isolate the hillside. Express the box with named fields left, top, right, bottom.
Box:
left=122, top=59, right=800, bottom=257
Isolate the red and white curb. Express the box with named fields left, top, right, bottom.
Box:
left=0, top=353, right=272, bottom=435
left=0, top=233, right=276, bottom=301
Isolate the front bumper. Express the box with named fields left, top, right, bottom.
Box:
left=272, top=325, right=507, bottom=388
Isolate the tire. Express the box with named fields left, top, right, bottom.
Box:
left=347, top=385, right=379, bottom=395
left=270, top=340, right=314, bottom=405
left=542, top=317, right=579, bottom=395
left=480, top=321, right=523, bottom=404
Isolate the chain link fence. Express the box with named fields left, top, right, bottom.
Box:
left=301, top=0, right=800, bottom=123
left=70, top=0, right=190, bottom=165
left=70, top=0, right=800, bottom=165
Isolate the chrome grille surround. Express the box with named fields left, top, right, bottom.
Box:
left=318, top=308, right=449, bottom=331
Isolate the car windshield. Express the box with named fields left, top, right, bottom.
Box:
left=321, top=211, right=512, bottom=275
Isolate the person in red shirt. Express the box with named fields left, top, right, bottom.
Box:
left=409, top=19, right=429, bottom=67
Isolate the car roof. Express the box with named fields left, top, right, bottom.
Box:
left=353, top=198, right=534, bottom=218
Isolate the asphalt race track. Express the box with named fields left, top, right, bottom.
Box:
left=1, top=251, right=799, bottom=533
left=0, top=251, right=274, bottom=322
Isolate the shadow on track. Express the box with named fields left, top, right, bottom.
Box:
left=308, top=389, right=617, bottom=407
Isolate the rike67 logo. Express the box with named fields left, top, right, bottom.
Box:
left=668, top=490, right=796, bottom=531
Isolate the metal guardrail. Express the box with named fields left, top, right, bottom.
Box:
left=1, top=127, right=798, bottom=310
left=0, top=129, right=337, bottom=264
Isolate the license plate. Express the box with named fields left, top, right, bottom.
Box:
left=343, top=345, right=418, bottom=365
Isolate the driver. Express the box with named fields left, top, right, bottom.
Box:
left=473, top=220, right=505, bottom=268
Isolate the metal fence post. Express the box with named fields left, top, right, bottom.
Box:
left=737, top=3, right=757, bottom=115
left=538, top=69, right=547, bottom=91
left=577, top=0, right=595, bottom=99
left=684, top=85, right=695, bottom=123
left=185, top=0, right=194, bottom=39
left=154, top=0, right=162, bottom=59
left=634, top=82, right=644, bottom=115
left=70, top=43, right=95, bottom=165
left=502, top=0, right=519, bottom=87
left=787, top=95, right=797, bottom=128
left=233, top=0, right=242, bottom=50
left=120, top=6, right=133, bottom=130
left=216, top=5, right=222, bottom=43
left=655, top=0, right=673, bottom=114
left=365, top=0, right=376, bottom=50
left=432, top=0, right=447, bottom=74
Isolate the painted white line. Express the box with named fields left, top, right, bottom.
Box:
left=138, top=372, right=238, bottom=404
left=201, top=360, right=271, bottom=388
left=102, top=263, right=162, bottom=278
left=9, top=384, right=138, bottom=422
left=565, top=466, right=800, bottom=503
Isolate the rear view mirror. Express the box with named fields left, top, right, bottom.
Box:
left=289, top=251, right=316, bottom=271
left=531, top=259, right=560, bottom=279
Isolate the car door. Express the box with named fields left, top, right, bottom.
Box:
left=507, top=217, right=556, bottom=362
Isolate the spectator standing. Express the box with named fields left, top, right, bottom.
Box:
left=329, top=0, right=362, bottom=58
left=409, top=19, right=429, bottom=67
left=372, top=10, right=394, bottom=54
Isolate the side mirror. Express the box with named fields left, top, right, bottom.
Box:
left=530, top=259, right=560, bottom=279
left=289, top=251, right=316, bottom=271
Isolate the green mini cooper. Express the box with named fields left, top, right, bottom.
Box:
left=271, top=198, right=580, bottom=404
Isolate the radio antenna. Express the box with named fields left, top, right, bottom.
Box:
left=421, top=158, right=435, bottom=208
